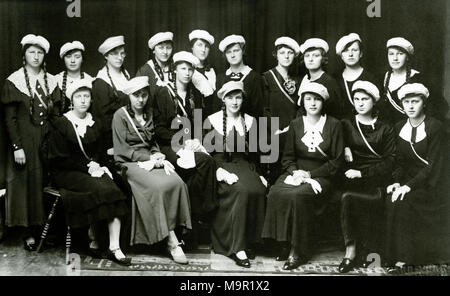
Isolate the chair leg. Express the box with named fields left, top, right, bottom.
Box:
left=66, top=226, right=71, bottom=265
left=37, top=196, right=60, bottom=253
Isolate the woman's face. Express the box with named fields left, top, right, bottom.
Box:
left=192, top=39, right=210, bottom=63
left=402, top=95, right=425, bottom=119
left=175, top=62, right=194, bottom=84
left=303, top=93, right=323, bottom=116
left=224, top=90, right=243, bottom=115
left=225, top=43, right=244, bottom=66
left=277, top=46, right=295, bottom=68
left=304, top=48, right=323, bottom=71
left=153, top=41, right=173, bottom=64
left=106, top=46, right=126, bottom=69
left=129, top=88, right=149, bottom=112
left=64, top=50, right=83, bottom=73
left=341, top=41, right=362, bottom=67
left=353, top=91, right=374, bottom=116
left=388, top=47, right=408, bottom=71
left=72, top=89, right=91, bottom=115
left=24, top=45, right=45, bottom=69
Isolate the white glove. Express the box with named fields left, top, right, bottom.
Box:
left=304, top=178, right=322, bottom=195
left=284, top=175, right=304, bottom=186
left=387, top=183, right=401, bottom=194
left=260, top=176, right=268, bottom=188
left=391, top=185, right=411, bottom=202
left=138, top=160, right=156, bottom=171
left=345, top=169, right=362, bottom=179
left=176, top=149, right=196, bottom=169
left=344, top=147, right=353, bottom=162
left=90, top=168, right=105, bottom=178
left=293, top=170, right=311, bottom=179
left=162, top=160, right=175, bottom=175
left=101, top=166, right=113, bottom=179
left=87, top=161, right=101, bottom=175
left=216, top=168, right=239, bottom=185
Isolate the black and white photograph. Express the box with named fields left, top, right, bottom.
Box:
left=0, top=0, right=449, bottom=282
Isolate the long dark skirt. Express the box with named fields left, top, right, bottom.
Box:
left=211, top=158, right=266, bottom=256
left=262, top=173, right=332, bottom=258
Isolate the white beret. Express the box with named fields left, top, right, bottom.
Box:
left=352, top=80, right=380, bottom=102
left=148, top=32, right=174, bottom=50
left=189, top=30, right=214, bottom=45
left=66, top=78, right=93, bottom=100
left=20, top=34, right=50, bottom=54
left=173, top=51, right=200, bottom=67
left=299, top=38, right=329, bottom=54
left=275, top=37, right=301, bottom=56
left=98, top=36, right=125, bottom=55
left=398, top=83, right=429, bottom=101
left=386, top=37, right=414, bottom=56
left=218, top=35, right=246, bottom=53
left=60, top=41, right=85, bottom=59
left=217, top=81, right=245, bottom=100
left=336, top=33, right=362, bottom=56
left=298, top=82, right=329, bottom=105
left=123, top=76, right=150, bottom=95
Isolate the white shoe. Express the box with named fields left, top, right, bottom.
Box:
left=168, top=245, right=188, bottom=265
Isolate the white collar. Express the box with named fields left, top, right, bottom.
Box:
left=7, top=68, right=57, bottom=97
left=192, top=70, right=215, bottom=96
left=303, top=115, right=327, bottom=134
left=225, top=65, right=252, bottom=76
left=399, top=119, right=426, bottom=143
left=95, top=66, right=129, bottom=92
left=64, top=111, right=95, bottom=138
left=55, top=71, right=93, bottom=90
left=356, top=115, right=377, bottom=130
left=208, top=110, right=254, bottom=136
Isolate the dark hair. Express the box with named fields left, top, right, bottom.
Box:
left=190, top=38, right=211, bottom=49
left=339, top=40, right=363, bottom=66
left=61, top=50, right=85, bottom=112
left=384, top=46, right=412, bottom=97
left=351, top=89, right=380, bottom=117
left=126, top=87, right=150, bottom=121
left=223, top=42, right=246, bottom=59
left=221, top=102, right=248, bottom=162
left=298, top=92, right=325, bottom=116
left=300, top=47, right=328, bottom=66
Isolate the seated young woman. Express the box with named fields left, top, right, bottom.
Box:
left=48, top=79, right=131, bottom=266
left=112, top=76, right=191, bottom=264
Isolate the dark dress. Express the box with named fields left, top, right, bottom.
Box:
left=214, top=66, right=265, bottom=118
left=112, top=107, right=191, bottom=245
left=262, top=115, right=344, bottom=258
left=153, top=83, right=218, bottom=219
left=339, top=117, right=396, bottom=255
left=336, top=69, right=378, bottom=120
left=385, top=116, right=448, bottom=265
left=204, top=111, right=266, bottom=256
left=53, top=71, right=94, bottom=115
left=136, top=59, right=173, bottom=108
left=1, top=68, right=57, bottom=227
left=299, top=72, right=343, bottom=119
left=48, top=113, right=128, bottom=228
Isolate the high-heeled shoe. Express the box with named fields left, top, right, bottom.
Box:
left=106, top=248, right=132, bottom=266
left=276, top=246, right=290, bottom=261
left=23, top=237, right=37, bottom=252
left=167, top=244, right=188, bottom=265
left=229, top=253, right=251, bottom=268
left=338, top=258, right=356, bottom=273
left=282, top=256, right=307, bottom=270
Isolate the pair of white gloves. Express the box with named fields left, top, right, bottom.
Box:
left=138, top=152, right=175, bottom=175
left=176, top=139, right=209, bottom=169
left=216, top=167, right=268, bottom=188
left=284, top=169, right=322, bottom=195
left=87, top=161, right=113, bottom=179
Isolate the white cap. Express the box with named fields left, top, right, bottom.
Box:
left=148, top=32, right=174, bottom=50
left=398, top=83, right=429, bottom=101
left=298, top=82, right=329, bottom=105
left=300, top=38, right=329, bottom=54
left=218, top=35, right=246, bottom=52
left=336, top=33, right=361, bottom=56
left=60, top=41, right=85, bottom=59
left=386, top=37, right=414, bottom=56
left=173, top=51, right=200, bottom=67
left=352, top=80, right=380, bottom=102
left=123, top=76, right=150, bottom=95
left=66, top=78, right=93, bottom=99
left=217, top=81, right=245, bottom=100
left=275, top=37, right=301, bottom=56
left=189, top=30, right=214, bottom=45
left=98, top=36, right=125, bottom=55
left=20, top=34, right=50, bottom=54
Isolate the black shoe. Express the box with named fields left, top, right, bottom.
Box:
left=338, top=258, right=356, bottom=273
left=276, top=246, right=289, bottom=261
left=23, top=238, right=37, bottom=252
left=282, top=256, right=307, bottom=270
left=245, top=249, right=256, bottom=260
left=230, top=254, right=251, bottom=268
left=107, top=248, right=132, bottom=266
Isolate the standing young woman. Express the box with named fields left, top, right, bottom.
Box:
left=1, top=34, right=57, bottom=250
left=112, top=76, right=191, bottom=264
left=335, top=33, right=378, bottom=119
left=153, top=51, right=218, bottom=248
left=91, top=36, right=130, bottom=158
left=48, top=79, right=131, bottom=265
left=136, top=32, right=174, bottom=103
left=262, top=82, right=344, bottom=270
left=262, top=36, right=301, bottom=184
left=214, top=35, right=264, bottom=118
left=385, top=83, right=446, bottom=271
left=54, top=41, right=93, bottom=114
left=298, top=38, right=343, bottom=119
left=204, top=81, right=267, bottom=268
left=337, top=81, right=396, bottom=273
left=189, top=29, right=216, bottom=116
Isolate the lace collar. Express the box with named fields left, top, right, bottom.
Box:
left=55, top=71, right=93, bottom=90
left=64, top=111, right=95, bottom=138
left=208, top=110, right=254, bottom=136
left=95, top=66, right=129, bottom=92
left=7, top=68, right=57, bottom=98
left=225, top=65, right=252, bottom=76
